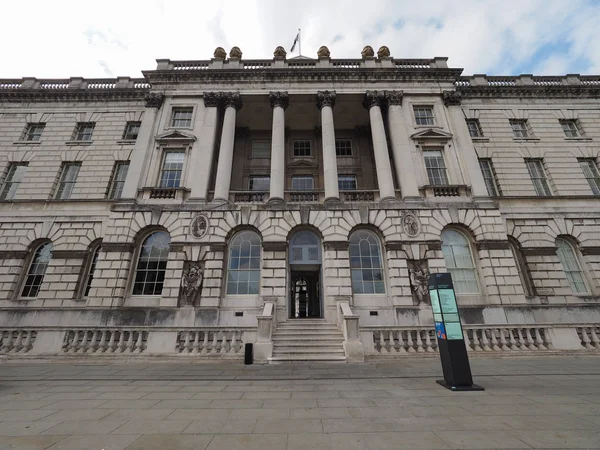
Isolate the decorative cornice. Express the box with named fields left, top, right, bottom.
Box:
left=262, top=241, right=287, bottom=252
left=324, top=241, right=349, bottom=251
left=203, top=92, right=220, bottom=107
left=317, top=90, right=336, bottom=110
left=457, top=85, right=600, bottom=100
left=476, top=240, right=511, bottom=251
left=581, top=247, right=600, bottom=256
left=269, top=91, right=289, bottom=110
left=144, top=92, right=164, bottom=108
left=384, top=90, right=403, bottom=105
left=222, top=92, right=242, bottom=110
left=0, top=89, right=148, bottom=103
left=362, top=90, right=386, bottom=110
left=522, top=247, right=558, bottom=257
left=0, top=250, right=28, bottom=260
left=101, top=242, right=134, bottom=253
left=442, top=90, right=462, bottom=106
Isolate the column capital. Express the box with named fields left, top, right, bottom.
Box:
left=442, top=90, right=462, bottom=106
left=222, top=92, right=242, bottom=110
left=144, top=92, right=164, bottom=109
left=203, top=92, right=220, bottom=107
left=269, top=91, right=289, bottom=110
left=384, top=90, right=403, bottom=106
left=317, top=90, right=336, bottom=110
left=362, top=90, right=386, bottom=110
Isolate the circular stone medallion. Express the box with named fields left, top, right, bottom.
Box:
left=190, top=214, right=209, bottom=239
left=402, top=212, right=421, bottom=237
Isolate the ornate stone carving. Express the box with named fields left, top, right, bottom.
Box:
left=362, top=90, right=385, bottom=109
left=361, top=45, right=375, bottom=58
left=273, top=46, right=287, bottom=58
left=180, top=262, right=203, bottom=307
left=269, top=91, right=289, bottom=110
left=229, top=46, right=242, bottom=59
left=401, top=211, right=421, bottom=237
left=377, top=45, right=391, bottom=58
left=408, top=260, right=430, bottom=304
left=144, top=92, right=164, bottom=109
left=190, top=214, right=209, bottom=239
left=316, top=90, right=336, bottom=109
left=384, top=90, right=403, bottom=105
left=203, top=92, right=220, bottom=107
left=317, top=46, right=330, bottom=58
left=442, top=90, right=462, bottom=106
left=222, top=92, right=242, bottom=110
left=213, top=47, right=227, bottom=59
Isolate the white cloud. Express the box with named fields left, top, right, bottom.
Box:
left=0, top=0, right=598, bottom=78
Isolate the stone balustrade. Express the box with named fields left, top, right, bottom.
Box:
left=62, top=329, right=148, bottom=354
left=463, top=326, right=552, bottom=352
left=340, top=190, right=377, bottom=202
left=287, top=191, right=322, bottom=203
left=370, top=328, right=438, bottom=354
left=176, top=330, right=245, bottom=356
left=456, top=74, right=600, bottom=87
left=0, top=330, right=37, bottom=353
left=232, top=191, right=267, bottom=203
left=0, top=77, right=150, bottom=90
left=577, top=326, right=600, bottom=350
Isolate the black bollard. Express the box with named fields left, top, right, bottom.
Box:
left=244, top=343, right=253, bottom=365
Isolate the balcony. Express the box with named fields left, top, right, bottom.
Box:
left=340, top=190, right=378, bottom=202
left=139, top=187, right=189, bottom=203
left=286, top=191, right=322, bottom=203
left=421, top=185, right=471, bottom=199
left=231, top=191, right=268, bottom=203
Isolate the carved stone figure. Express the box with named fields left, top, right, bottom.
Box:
left=361, top=45, right=375, bottom=58
left=190, top=214, right=209, bottom=239
left=402, top=211, right=421, bottom=237
left=377, top=45, right=391, bottom=58
left=213, top=47, right=227, bottom=59
left=180, top=264, right=203, bottom=306
left=408, top=260, right=430, bottom=304
left=442, top=90, right=462, bottom=107
left=317, top=46, right=330, bottom=58
left=229, top=46, right=242, bottom=59
left=273, top=46, right=287, bottom=58
left=144, top=93, right=164, bottom=109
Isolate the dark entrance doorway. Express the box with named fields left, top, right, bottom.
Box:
left=290, top=270, right=320, bottom=318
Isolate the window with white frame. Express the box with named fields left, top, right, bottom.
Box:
left=508, top=237, right=535, bottom=297
left=338, top=175, right=357, bottom=191
left=441, top=229, right=479, bottom=294
left=413, top=106, right=435, bottom=126
left=123, top=121, right=141, bottom=140
left=293, top=140, right=311, bottom=157
left=248, top=176, right=270, bottom=191
left=73, top=122, right=95, bottom=141
left=466, top=119, right=483, bottom=138
left=349, top=229, right=385, bottom=294
left=159, top=151, right=185, bottom=188
left=226, top=231, right=261, bottom=295
left=132, top=231, right=171, bottom=296
left=560, top=119, right=580, bottom=138
left=510, top=119, right=530, bottom=138
left=54, top=163, right=81, bottom=200
left=291, top=176, right=314, bottom=191
left=478, top=158, right=500, bottom=196
left=525, top=159, right=552, bottom=196
left=21, top=242, right=53, bottom=298
left=170, top=107, right=193, bottom=128
left=107, top=162, right=129, bottom=199
left=251, top=140, right=271, bottom=159
left=335, top=139, right=352, bottom=156
left=0, top=163, right=27, bottom=200
left=83, top=245, right=101, bottom=297
left=423, top=149, right=449, bottom=185
left=556, top=238, right=588, bottom=294
left=578, top=159, right=600, bottom=195
left=23, top=123, right=45, bottom=141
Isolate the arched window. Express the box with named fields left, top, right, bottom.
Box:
left=132, top=231, right=170, bottom=296
left=508, top=236, right=535, bottom=297
left=349, top=229, right=385, bottom=294
left=83, top=245, right=101, bottom=298
left=441, top=229, right=479, bottom=294
left=556, top=237, right=588, bottom=294
left=21, top=242, right=53, bottom=298
left=289, top=230, right=321, bottom=264
left=226, top=230, right=261, bottom=295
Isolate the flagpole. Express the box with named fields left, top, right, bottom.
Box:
left=298, top=28, right=301, bottom=56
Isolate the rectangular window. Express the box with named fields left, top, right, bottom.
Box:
left=335, top=139, right=352, bottom=156
left=73, top=122, right=95, bottom=141
left=478, top=158, right=500, bottom=196
left=248, top=176, right=270, bottom=191
left=291, top=176, right=314, bottom=191
left=423, top=149, right=449, bottom=185
left=510, top=119, right=529, bottom=138
left=159, top=151, right=185, bottom=188
left=123, top=121, right=141, bottom=140
left=107, top=162, right=129, bottom=199
left=0, top=163, right=28, bottom=200
left=560, top=119, right=580, bottom=138
left=466, top=119, right=483, bottom=138
left=293, top=140, right=312, bottom=157
left=525, top=159, right=552, bottom=196
left=251, top=140, right=271, bottom=159
left=54, top=163, right=81, bottom=200
left=413, top=106, right=435, bottom=126
left=23, top=123, right=45, bottom=141
left=338, top=175, right=357, bottom=191
left=579, top=159, right=600, bottom=195
left=170, top=108, right=193, bottom=128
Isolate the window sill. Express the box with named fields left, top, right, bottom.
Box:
left=414, top=125, right=443, bottom=129
left=164, top=126, right=193, bottom=131
left=512, top=137, right=540, bottom=141
left=471, top=137, right=490, bottom=142
left=65, top=140, right=93, bottom=146
left=13, top=141, right=41, bottom=145
left=564, top=137, right=592, bottom=141
left=117, top=139, right=137, bottom=145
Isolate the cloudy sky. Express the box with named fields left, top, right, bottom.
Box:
left=2, top=0, right=599, bottom=79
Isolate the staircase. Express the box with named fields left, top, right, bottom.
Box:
left=269, top=319, right=346, bottom=363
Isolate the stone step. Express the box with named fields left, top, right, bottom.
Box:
left=273, top=329, right=342, bottom=335
left=268, top=355, right=347, bottom=362
left=273, top=337, right=343, bottom=344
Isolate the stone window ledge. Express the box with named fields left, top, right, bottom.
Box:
left=471, top=137, right=490, bottom=143
left=117, top=139, right=136, bottom=145
left=414, top=125, right=443, bottom=129
left=512, top=137, right=540, bottom=142
left=12, top=141, right=41, bottom=146
left=65, top=140, right=93, bottom=146
left=564, top=137, right=592, bottom=141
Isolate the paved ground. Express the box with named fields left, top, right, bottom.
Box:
left=0, top=355, right=599, bottom=449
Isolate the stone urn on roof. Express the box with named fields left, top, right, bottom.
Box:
left=229, top=46, right=242, bottom=59
left=317, top=46, right=331, bottom=58
left=213, top=47, right=227, bottom=59
left=361, top=45, right=375, bottom=59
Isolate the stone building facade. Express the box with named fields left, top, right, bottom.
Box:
left=0, top=46, right=599, bottom=361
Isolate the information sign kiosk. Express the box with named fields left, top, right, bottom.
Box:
left=429, top=273, right=484, bottom=391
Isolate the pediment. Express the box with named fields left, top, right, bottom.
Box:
left=287, top=159, right=318, bottom=169
left=410, top=128, right=453, bottom=141
left=155, top=130, right=197, bottom=143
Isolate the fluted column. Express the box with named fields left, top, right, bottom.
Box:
left=443, top=90, right=488, bottom=198
left=363, top=91, right=396, bottom=201
left=384, top=91, right=420, bottom=200
left=213, top=92, right=242, bottom=203
left=317, top=91, right=339, bottom=204
left=268, top=91, right=288, bottom=205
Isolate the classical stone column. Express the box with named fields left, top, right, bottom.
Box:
left=443, top=90, right=488, bottom=198
left=363, top=91, right=396, bottom=201
left=121, top=93, right=164, bottom=199
left=384, top=91, right=421, bottom=200
left=268, top=91, right=289, bottom=205
left=190, top=92, right=221, bottom=200
left=213, top=92, right=242, bottom=203
left=317, top=90, right=339, bottom=204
